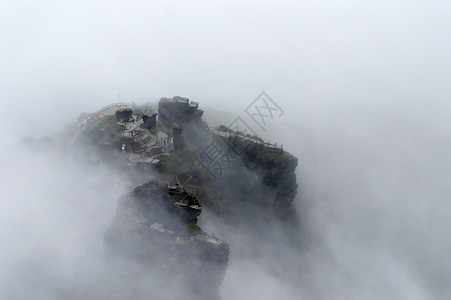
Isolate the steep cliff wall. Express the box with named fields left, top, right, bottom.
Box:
left=241, top=143, right=299, bottom=223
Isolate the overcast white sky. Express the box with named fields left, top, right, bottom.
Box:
left=1, top=1, right=451, bottom=299
left=1, top=0, right=450, bottom=139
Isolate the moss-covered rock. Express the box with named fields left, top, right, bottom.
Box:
left=183, top=223, right=203, bottom=236
left=81, top=115, right=124, bottom=148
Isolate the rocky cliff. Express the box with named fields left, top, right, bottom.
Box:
left=68, top=97, right=300, bottom=298
left=104, top=180, right=229, bottom=300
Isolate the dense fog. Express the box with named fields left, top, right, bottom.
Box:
left=1, top=1, right=450, bottom=299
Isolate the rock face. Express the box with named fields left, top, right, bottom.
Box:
left=172, top=122, right=184, bottom=150
left=104, top=180, right=229, bottom=300
left=241, top=143, right=299, bottom=222
left=158, top=96, right=204, bottom=123
left=141, top=109, right=157, bottom=129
